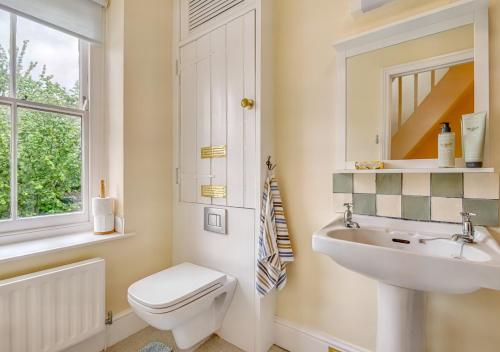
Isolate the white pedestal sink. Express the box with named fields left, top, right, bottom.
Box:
left=312, top=215, right=500, bottom=352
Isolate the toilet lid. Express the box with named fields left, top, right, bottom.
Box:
left=127, top=262, right=227, bottom=309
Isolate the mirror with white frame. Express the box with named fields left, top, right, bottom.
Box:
left=335, top=0, right=489, bottom=169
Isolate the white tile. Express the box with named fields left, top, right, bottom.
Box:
left=464, top=173, right=499, bottom=199
left=403, top=173, right=430, bottom=196
left=431, top=197, right=463, bottom=223
left=353, top=174, right=376, bottom=194
left=333, top=193, right=352, bottom=213
left=376, top=195, right=401, bottom=218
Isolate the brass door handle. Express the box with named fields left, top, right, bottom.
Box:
left=241, top=98, right=254, bottom=110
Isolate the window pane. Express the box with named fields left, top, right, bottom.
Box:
left=0, top=105, right=10, bottom=220
left=0, top=10, right=10, bottom=97
left=17, top=108, right=82, bottom=217
left=16, top=16, right=80, bottom=108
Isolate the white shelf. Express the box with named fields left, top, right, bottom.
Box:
left=335, top=168, right=495, bottom=174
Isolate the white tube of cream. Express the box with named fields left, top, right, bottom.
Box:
left=461, top=112, right=487, bottom=168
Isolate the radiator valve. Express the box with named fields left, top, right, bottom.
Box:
left=105, top=311, right=113, bottom=325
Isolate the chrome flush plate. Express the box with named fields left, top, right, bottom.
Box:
left=204, top=207, right=227, bottom=234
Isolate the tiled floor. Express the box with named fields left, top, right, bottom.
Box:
left=106, top=326, right=288, bottom=352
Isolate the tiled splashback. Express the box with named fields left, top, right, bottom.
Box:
left=333, top=172, right=500, bottom=226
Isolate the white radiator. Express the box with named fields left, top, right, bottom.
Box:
left=0, top=258, right=105, bottom=352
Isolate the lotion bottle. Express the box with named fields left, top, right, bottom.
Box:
left=438, top=122, right=455, bottom=168
left=461, top=112, right=486, bottom=168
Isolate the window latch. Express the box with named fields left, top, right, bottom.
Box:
left=82, top=96, right=89, bottom=111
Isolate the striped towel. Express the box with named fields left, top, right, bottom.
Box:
left=256, top=173, right=294, bottom=296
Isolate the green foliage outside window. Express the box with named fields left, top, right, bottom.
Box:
left=0, top=40, right=82, bottom=220
left=0, top=106, right=9, bottom=219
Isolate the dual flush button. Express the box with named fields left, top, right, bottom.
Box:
left=204, top=207, right=227, bottom=234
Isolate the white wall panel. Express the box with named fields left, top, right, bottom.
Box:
left=243, top=11, right=256, bottom=209
left=179, top=11, right=256, bottom=210
left=175, top=6, right=271, bottom=352
left=180, top=42, right=198, bottom=203
left=173, top=203, right=256, bottom=351
left=226, top=16, right=245, bottom=207
left=210, top=26, right=228, bottom=207
left=196, top=34, right=212, bottom=204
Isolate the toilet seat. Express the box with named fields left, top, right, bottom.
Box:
left=128, top=282, right=223, bottom=314
left=128, top=262, right=227, bottom=312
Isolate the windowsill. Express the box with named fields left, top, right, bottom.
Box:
left=0, top=231, right=135, bottom=264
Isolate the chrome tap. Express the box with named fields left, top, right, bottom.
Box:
left=343, top=203, right=360, bottom=229
left=419, top=212, right=476, bottom=254
left=452, top=212, right=476, bottom=244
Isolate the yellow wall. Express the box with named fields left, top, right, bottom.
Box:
left=346, top=25, right=473, bottom=161
left=0, top=0, right=173, bottom=316
left=106, top=0, right=124, bottom=216
left=122, top=0, right=173, bottom=261
left=274, top=0, right=500, bottom=351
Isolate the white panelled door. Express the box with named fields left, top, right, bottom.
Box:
left=179, top=10, right=256, bottom=209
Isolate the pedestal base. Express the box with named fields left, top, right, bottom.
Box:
left=376, top=283, right=425, bottom=352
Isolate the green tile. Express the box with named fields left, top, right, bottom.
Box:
left=333, top=173, right=353, bottom=193
left=402, top=196, right=430, bottom=221
left=376, top=174, right=402, bottom=195
left=431, top=173, right=463, bottom=198
left=463, top=199, right=499, bottom=226
left=353, top=193, right=376, bottom=216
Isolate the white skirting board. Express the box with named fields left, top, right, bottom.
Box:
left=65, top=310, right=371, bottom=352
left=273, top=317, right=372, bottom=352
left=65, top=309, right=148, bottom=352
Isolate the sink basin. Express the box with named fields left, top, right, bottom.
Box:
left=313, top=215, right=500, bottom=293
left=312, top=215, right=500, bottom=352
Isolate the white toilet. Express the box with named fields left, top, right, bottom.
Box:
left=128, top=262, right=237, bottom=350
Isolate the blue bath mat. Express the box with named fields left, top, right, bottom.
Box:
left=139, top=341, right=173, bottom=352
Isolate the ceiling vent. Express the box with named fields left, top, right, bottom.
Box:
left=187, top=0, right=245, bottom=31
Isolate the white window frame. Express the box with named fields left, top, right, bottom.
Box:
left=0, top=12, right=96, bottom=237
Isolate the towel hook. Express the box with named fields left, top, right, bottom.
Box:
left=266, top=156, right=277, bottom=171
